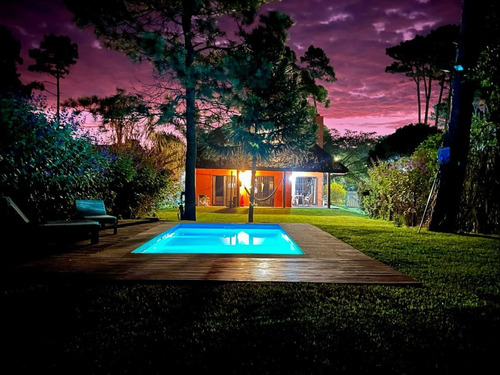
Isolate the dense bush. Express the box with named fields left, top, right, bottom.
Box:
left=360, top=134, right=440, bottom=226
left=0, top=95, right=180, bottom=222
left=361, top=113, right=499, bottom=234
left=329, top=181, right=346, bottom=206
left=106, top=142, right=174, bottom=219
left=0, top=95, right=110, bottom=222
left=456, top=115, right=500, bottom=234
left=368, top=123, right=441, bottom=163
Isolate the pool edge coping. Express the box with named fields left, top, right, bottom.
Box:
left=91, top=222, right=378, bottom=262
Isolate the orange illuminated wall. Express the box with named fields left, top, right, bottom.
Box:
left=195, top=168, right=293, bottom=207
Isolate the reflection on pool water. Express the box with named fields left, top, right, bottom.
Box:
left=132, top=223, right=304, bottom=255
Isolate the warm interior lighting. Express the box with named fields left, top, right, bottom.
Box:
left=239, top=170, right=252, bottom=189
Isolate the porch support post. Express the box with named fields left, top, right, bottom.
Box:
left=282, top=171, right=286, bottom=208
left=236, top=170, right=240, bottom=208
left=230, top=170, right=234, bottom=208
left=327, top=173, right=331, bottom=209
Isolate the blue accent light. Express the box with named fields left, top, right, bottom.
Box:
left=438, top=147, right=451, bottom=165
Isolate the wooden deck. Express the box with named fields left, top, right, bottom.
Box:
left=14, top=221, right=418, bottom=285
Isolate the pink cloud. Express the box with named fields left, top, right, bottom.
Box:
left=1, top=0, right=462, bottom=135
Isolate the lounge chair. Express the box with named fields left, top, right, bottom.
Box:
left=304, top=193, right=313, bottom=206
left=75, top=199, right=118, bottom=234
left=198, top=195, right=210, bottom=206
left=1, top=196, right=100, bottom=244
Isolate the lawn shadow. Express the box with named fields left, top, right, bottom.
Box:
left=212, top=207, right=293, bottom=215
left=213, top=207, right=247, bottom=214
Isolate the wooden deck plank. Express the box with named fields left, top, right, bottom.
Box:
left=13, top=221, right=419, bottom=285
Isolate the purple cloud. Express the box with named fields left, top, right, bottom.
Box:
left=1, top=0, right=462, bottom=135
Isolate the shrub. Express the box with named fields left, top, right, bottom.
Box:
left=360, top=134, right=440, bottom=226
left=329, top=181, right=346, bottom=206
left=457, top=115, right=500, bottom=234
left=0, top=95, right=182, bottom=222
left=106, top=142, right=174, bottom=219
left=0, top=96, right=110, bottom=222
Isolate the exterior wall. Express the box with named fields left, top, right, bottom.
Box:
left=196, top=168, right=217, bottom=201
left=195, top=168, right=294, bottom=208
left=195, top=116, right=334, bottom=208
left=195, top=168, right=234, bottom=207
left=284, top=171, right=292, bottom=207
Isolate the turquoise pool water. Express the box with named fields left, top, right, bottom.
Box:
left=132, top=223, right=304, bottom=255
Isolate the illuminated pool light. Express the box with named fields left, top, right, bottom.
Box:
left=132, top=223, right=304, bottom=255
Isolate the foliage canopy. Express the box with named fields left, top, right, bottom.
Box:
left=64, top=0, right=270, bottom=220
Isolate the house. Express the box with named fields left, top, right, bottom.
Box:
left=195, top=115, right=348, bottom=208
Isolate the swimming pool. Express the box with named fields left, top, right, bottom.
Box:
left=132, top=223, right=304, bottom=255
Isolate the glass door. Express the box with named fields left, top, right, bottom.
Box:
left=255, top=176, right=275, bottom=207
left=294, top=176, right=317, bottom=206
left=213, top=175, right=237, bottom=207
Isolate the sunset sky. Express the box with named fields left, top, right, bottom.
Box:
left=1, top=0, right=462, bottom=135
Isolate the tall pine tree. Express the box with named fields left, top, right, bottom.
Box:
left=29, top=34, right=78, bottom=121
left=65, top=0, right=267, bottom=221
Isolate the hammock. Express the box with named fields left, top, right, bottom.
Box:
left=244, top=178, right=283, bottom=202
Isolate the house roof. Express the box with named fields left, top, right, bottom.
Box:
left=196, top=143, right=349, bottom=174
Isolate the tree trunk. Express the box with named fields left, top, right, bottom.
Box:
left=428, top=0, right=480, bottom=233
left=184, top=86, right=197, bottom=221
left=434, top=75, right=446, bottom=127
left=445, top=86, right=452, bottom=132
left=248, top=154, right=257, bottom=223
left=424, top=76, right=432, bottom=125
left=56, top=73, right=60, bottom=123
left=415, top=76, right=422, bottom=123
left=182, top=3, right=196, bottom=221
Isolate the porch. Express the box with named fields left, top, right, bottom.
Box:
left=195, top=169, right=332, bottom=209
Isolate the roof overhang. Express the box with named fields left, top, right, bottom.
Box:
left=196, top=144, right=349, bottom=174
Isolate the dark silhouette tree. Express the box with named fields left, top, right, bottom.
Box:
left=64, top=0, right=267, bottom=221
left=429, top=0, right=495, bottom=233
left=428, top=25, right=461, bottom=128
left=471, top=5, right=500, bottom=125
left=0, top=25, right=23, bottom=95
left=28, top=33, right=79, bottom=121
left=64, top=88, right=150, bottom=144
left=0, top=25, right=42, bottom=97
left=386, top=25, right=459, bottom=125
left=213, top=11, right=332, bottom=222
left=299, top=45, right=336, bottom=113
left=368, top=123, right=442, bottom=163
left=323, top=128, right=379, bottom=188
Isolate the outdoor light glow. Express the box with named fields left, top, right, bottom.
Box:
left=239, top=170, right=252, bottom=189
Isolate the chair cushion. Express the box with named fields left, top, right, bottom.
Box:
left=76, top=200, right=107, bottom=216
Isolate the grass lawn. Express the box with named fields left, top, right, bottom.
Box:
left=2, top=207, right=499, bottom=374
